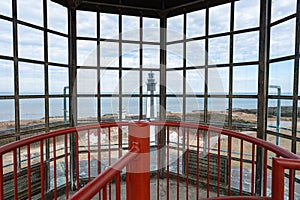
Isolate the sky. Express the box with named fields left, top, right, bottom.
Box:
left=0, top=0, right=298, bottom=98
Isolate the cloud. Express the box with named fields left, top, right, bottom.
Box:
left=48, top=33, right=68, bottom=64
left=47, top=0, right=68, bottom=33
left=234, top=31, right=259, bottom=63
left=17, top=0, right=43, bottom=26
left=18, top=25, right=44, bottom=61
left=0, top=1, right=11, bottom=17
left=234, top=0, right=260, bottom=30
left=0, top=19, right=13, bottom=57
left=100, top=13, right=119, bottom=39
left=208, top=36, right=230, bottom=64
left=271, top=0, right=297, bottom=22
left=209, top=3, right=231, bottom=34
left=187, top=10, right=205, bottom=38
left=77, top=10, right=97, bottom=37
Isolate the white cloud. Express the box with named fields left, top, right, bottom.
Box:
left=271, top=0, right=297, bottom=22
left=47, top=0, right=68, bottom=33
left=100, top=13, right=119, bottom=39
left=234, top=0, right=260, bottom=30
left=234, top=31, right=259, bottom=63
left=77, top=10, right=97, bottom=37
left=0, top=0, right=11, bottom=17
left=209, top=3, right=231, bottom=34
left=208, top=36, right=230, bottom=64
left=0, top=19, right=13, bottom=57
left=18, top=0, right=43, bottom=26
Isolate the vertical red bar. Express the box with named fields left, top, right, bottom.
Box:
left=27, top=145, right=32, bottom=200
left=53, top=137, right=57, bottom=199
left=272, top=158, right=285, bottom=200
left=13, top=149, right=18, bottom=200
left=167, top=126, right=170, bottom=200
left=126, top=121, right=150, bottom=200
left=157, top=126, right=160, bottom=200
left=103, top=185, right=107, bottom=200
left=65, top=134, right=69, bottom=199
left=0, top=156, right=3, bottom=200
left=185, top=128, right=189, bottom=200
left=196, top=129, right=200, bottom=200
left=88, top=129, right=91, bottom=182
left=116, top=126, right=122, bottom=200
left=239, top=140, right=244, bottom=195
left=177, top=127, right=180, bottom=200
left=40, top=141, right=45, bottom=200
left=108, top=128, right=111, bottom=200
left=217, top=133, right=221, bottom=197
left=289, top=169, right=294, bottom=200
left=207, top=130, right=210, bottom=198
left=98, top=128, right=102, bottom=199
left=227, top=136, right=232, bottom=196
left=263, top=149, right=268, bottom=196
left=76, top=131, right=80, bottom=190
left=251, top=144, right=255, bottom=196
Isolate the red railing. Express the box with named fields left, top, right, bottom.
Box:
left=0, top=121, right=299, bottom=200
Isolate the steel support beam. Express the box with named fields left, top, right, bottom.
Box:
left=256, top=0, right=271, bottom=195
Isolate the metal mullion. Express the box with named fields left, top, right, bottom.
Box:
left=183, top=13, right=187, bottom=122
left=0, top=55, right=13, bottom=60
left=204, top=7, right=209, bottom=123
left=139, top=16, right=143, bottom=120
left=119, top=14, right=122, bottom=121
left=228, top=1, right=234, bottom=130
left=44, top=0, right=49, bottom=133
left=12, top=0, right=20, bottom=169
left=256, top=0, right=271, bottom=195
left=291, top=0, right=300, bottom=154
left=97, top=10, right=101, bottom=122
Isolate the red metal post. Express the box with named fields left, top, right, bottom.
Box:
left=126, top=121, right=150, bottom=200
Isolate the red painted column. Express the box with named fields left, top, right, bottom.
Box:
left=126, top=121, right=150, bottom=200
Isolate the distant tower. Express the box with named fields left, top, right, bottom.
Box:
left=146, top=72, right=157, bottom=120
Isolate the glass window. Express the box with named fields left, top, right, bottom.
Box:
left=208, top=67, right=229, bottom=95
left=0, top=60, right=14, bottom=95
left=207, top=98, right=228, bottom=123
left=100, top=69, right=119, bottom=94
left=18, top=25, right=44, bottom=61
left=271, top=0, right=297, bottom=22
left=267, top=99, right=293, bottom=137
left=17, top=0, right=43, bottom=26
left=122, top=15, right=140, bottom=41
left=209, top=3, right=230, bottom=35
left=78, top=97, right=97, bottom=121
left=0, top=100, right=14, bottom=124
left=100, top=41, right=119, bottom=67
left=186, top=98, right=204, bottom=122
left=20, top=98, right=45, bottom=121
left=122, top=43, right=139, bottom=68
left=77, top=40, right=97, bottom=66
left=167, top=43, right=183, bottom=68
left=186, top=40, right=205, bottom=67
left=48, top=33, right=68, bottom=64
left=269, top=60, right=294, bottom=96
left=19, top=62, right=44, bottom=95
left=167, top=15, right=183, bottom=42
left=232, top=98, right=257, bottom=126
left=186, top=69, right=205, bottom=95
left=208, top=36, right=230, bottom=65
left=122, top=70, right=139, bottom=94
left=100, top=13, right=119, bottom=39
left=143, top=17, right=159, bottom=42
left=270, top=19, right=296, bottom=59
left=77, top=68, right=97, bottom=95
left=49, top=98, right=68, bottom=123
left=234, top=31, right=259, bottom=63
left=143, top=45, right=160, bottom=68
left=47, top=0, right=68, bottom=33
left=0, top=19, right=13, bottom=57
left=166, top=97, right=183, bottom=113
left=166, top=70, right=183, bottom=95
left=187, top=10, right=205, bottom=38
left=233, top=65, right=258, bottom=95
left=77, top=11, right=97, bottom=38
left=48, top=66, right=68, bottom=95
left=101, top=97, right=119, bottom=119
left=122, top=97, right=139, bottom=116
left=0, top=0, right=12, bottom=17
left=234, top=0, right=260, bottom=30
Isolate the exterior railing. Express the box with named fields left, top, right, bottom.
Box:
left=0, top=121, right=299, bottom=200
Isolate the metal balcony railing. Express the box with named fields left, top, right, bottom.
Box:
left=0, top=121, right=299, bottom=200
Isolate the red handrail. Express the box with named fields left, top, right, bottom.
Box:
left=70, top=143, right=140, bottom=200
left=272, top=158, right=300, bottom=200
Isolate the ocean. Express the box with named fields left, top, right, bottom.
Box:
left=0, top=94, right=294, bottom=122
